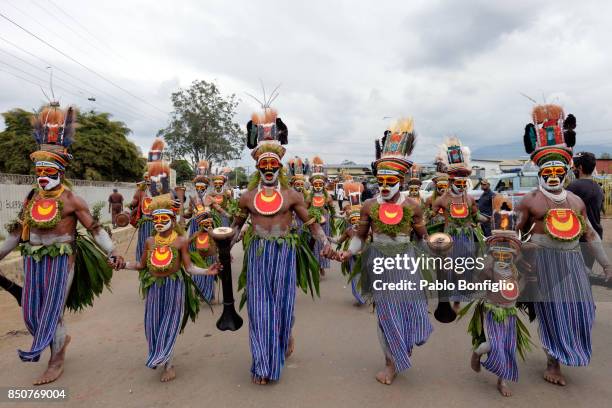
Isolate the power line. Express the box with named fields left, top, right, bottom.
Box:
left=0, top=11, right=169, bottom=116
left=47, top=0, right=126, bottom=62
left=30, top=0, right=122, bottom=66
left=0, top=34, right=162, bottom=122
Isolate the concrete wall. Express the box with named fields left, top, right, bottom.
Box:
left=0, top=175, right=136, bottom=236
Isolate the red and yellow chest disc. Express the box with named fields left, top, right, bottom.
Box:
left=312, top=195, right=325, bottom=208
left=378, top=203, right=403, bottom=225
left=195, top=232, right=210, bottom=251
left=30, top=198, right=60, bottom=224
left=449, top=202, right=469, bottom=219
left=544, top=208, right=583, bottom=241
left=500, top=278, right=519, bottom=301
left=213, top=194, right=224, bottom=205
left=141, top=197, right=153, bottom=215
left=150, top=245, right=174, bottom=268
left=253, top=189, right=284, bottom=215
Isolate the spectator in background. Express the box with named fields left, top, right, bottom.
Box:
left=477, top=178, right=495, bottom=236
left=361, top=181, right=373, bottom=201
left=336, top=185, right=345, bottom=212
left=108, top=188, right=124, bottom=228
left=567, top=152, right=604, bottom=269
left=233, top=186, right=241, bottom=200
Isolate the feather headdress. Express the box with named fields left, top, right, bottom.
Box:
left=373, top=117, right=416, bottom=176
left=193, top=160, right=210, bottom=184
left=437, top=136, right=471, bottom=178
left=246, top=108, right=288, bottom=162
left=30, top=104, right=77, bottom=169
left=310, top=156, right=327, bottom=182
left=523, top=104, right=575, bottom=166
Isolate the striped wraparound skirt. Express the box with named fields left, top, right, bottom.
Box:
left=366, top=244, right=433, bottom=373
left=347, top=256, right=365, bottom=304
left=144, top=277, right=185, bottom=369
left=481, top=311, right=518, bottom=381
left=136, top=219, right=154, bottom=262
left=313, top=218, right=330, bottom=269
left=533, top=246, right=595, bottom=366
left=19, top=254, right=71, bottom=362
left=445, top=230, right=476, bottom=302
left=246, top=238, right=296, bottom=381
left=188, top=220, right=215, bottom=302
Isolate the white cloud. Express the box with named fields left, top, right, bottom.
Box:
left=1, top=0, right=611, bottom=170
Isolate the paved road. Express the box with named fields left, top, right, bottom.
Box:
left=1, top=240, right=611, bottom=408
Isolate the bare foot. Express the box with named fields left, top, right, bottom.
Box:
left=497, top=378, right=512, bottom=397
left=543, top=358, right=566, bottom=386
left=320, top=268, right=326, bottom=279
left=252, top=375, right=269, bottom=385
left=452, top=302, right=461, bottom=313
left=160, top=365, right=176, bottom=382
left=34, top=335, right=71, bottom=385
left=375, top=358, right=396, bottom=385
left=286, top=335, right=295, bottom=358
left=470, top=351, right=481, bottom=372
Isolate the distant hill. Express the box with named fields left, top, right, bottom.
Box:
left=472, top=143, right=611, bottom=160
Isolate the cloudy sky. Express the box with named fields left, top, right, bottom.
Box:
left=1, top=0, right=611, bottom=169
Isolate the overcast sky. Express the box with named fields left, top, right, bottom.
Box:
left=1, top=0, right=611, bottom=169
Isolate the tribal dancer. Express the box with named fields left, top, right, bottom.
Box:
left=231, top=107, right=333, bottom=384
left=188, top=200, right=217, bottom=302
left=424, top=172, right=449, bottom=233
left=208, top=169, right=233, bottom=227
left=306, top=156, right=335, bottom=277
left=517, top=104, right=612, bottom=385
left=338, top=118, right=432, bottom=385
left=120, top=194, right=220, bottom=382
left=334, top=181, right=365, bottom=305
left=0, top=103, right=123, bottom=384
left=465, top=206, right=531, bottom=397
left=185, top=160, right=215, bottom=301
left=432, top=138, right=483, bottom=310
left=287, top=156, right=310, bottom=231
left=405, top=177, right=423, bottom=207
left=129, top=138, right=170, bottom=262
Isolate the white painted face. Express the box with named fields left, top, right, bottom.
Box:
left=153, top=213, right=173, bottom=232
left=195, top=183, right=208, bottom=199
left=376, top=174, right=402, bottom=201
left=451, top=178, right=467, bottom=194
left=257, top=157, right=281, bottom=187
left=538, top=162, right=567, bottom=192
left=35, top=165, right=62, bottom=191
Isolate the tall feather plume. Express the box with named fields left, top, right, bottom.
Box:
left=62, top=107, right=76, bottom=147
left=251, top=109, right=278, bottom=125
left=150, top=138, right=165, bottom=152
left=148, top=161, right=169, bottom=178
left=312, top=156, right=323, bottom=166
left=375, top=139, right=382, bottom=160
left=344, top=181, right=363, bottom=195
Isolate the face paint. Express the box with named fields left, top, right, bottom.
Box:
left=293, top=181, right=304, bottom=192
left=377, top=175, right=401, bottom=201
left=257, top=157, right=281, bottom=186
left=312, top=179, right=324, bottom=192
left=436, top=181, right=449, bottom=195
left=198, top=218, right=212, bottom=229
left=451, top=178, right=467, bottom=194
left=153, top=213, right=173, bottom=232
left=35, top=166, right=61, bottom=191
left=350, top=216, right=360, bottom=226
left=195, top=183, right=208, bottom=198
left=213, top=180, right=224, bottom=193
left=539, top=165, right=566, bottom=191
left=408, top=185, right=420, bottom=197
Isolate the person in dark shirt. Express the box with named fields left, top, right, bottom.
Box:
left=108, top=188, right=124, bottom=228
left=361, top=180, right=373, bottom=201
left=567, top=152, right=604, bottom=269
left=477, top=178, right=495, bottom=236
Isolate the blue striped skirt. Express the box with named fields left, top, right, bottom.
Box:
left=445, top=230, right=476, bottom=302
left=313, top=218, right=330, bottom=268
left=347, top=256, right=365, bottom=304
left=367, top=245, right=433, bottom=373
left=246, top=238, right=296, bottom=381
left=144, top=277, right=185, bottom=369
left=533, top=246, right=595, bottom=366
left=187, top=221, right=215, bottom=302
left=19, top=254, right=70, bottom=362
left=481, top=311, right=518, bottom=381
left=136, top=219, right=154, bottom=262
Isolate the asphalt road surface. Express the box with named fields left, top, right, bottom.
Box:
left=1, top=239, right=611, bottom=408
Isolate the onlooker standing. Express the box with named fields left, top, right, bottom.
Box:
left=233, top=186, right=241, bottom=200
left=477, top=178, right=495, bottom=237
left=361, top=180, right=373, bottom=201
left=567, top=152, right=604, bottom=269
left=336, top=185, right=345, bottom=212
left=108, top=188, right=124, bottom=228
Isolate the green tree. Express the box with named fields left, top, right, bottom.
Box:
left=159, top=80, right=244, bottom=169
left=0, top=109, right=37, bottom=174
left=0, top=107, right=145, bottom=181
left=600, top=153, right=611, bottom=159
left=227, top=166, right=249, bottom=187
left=171, top=159, right=194, bottom=184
